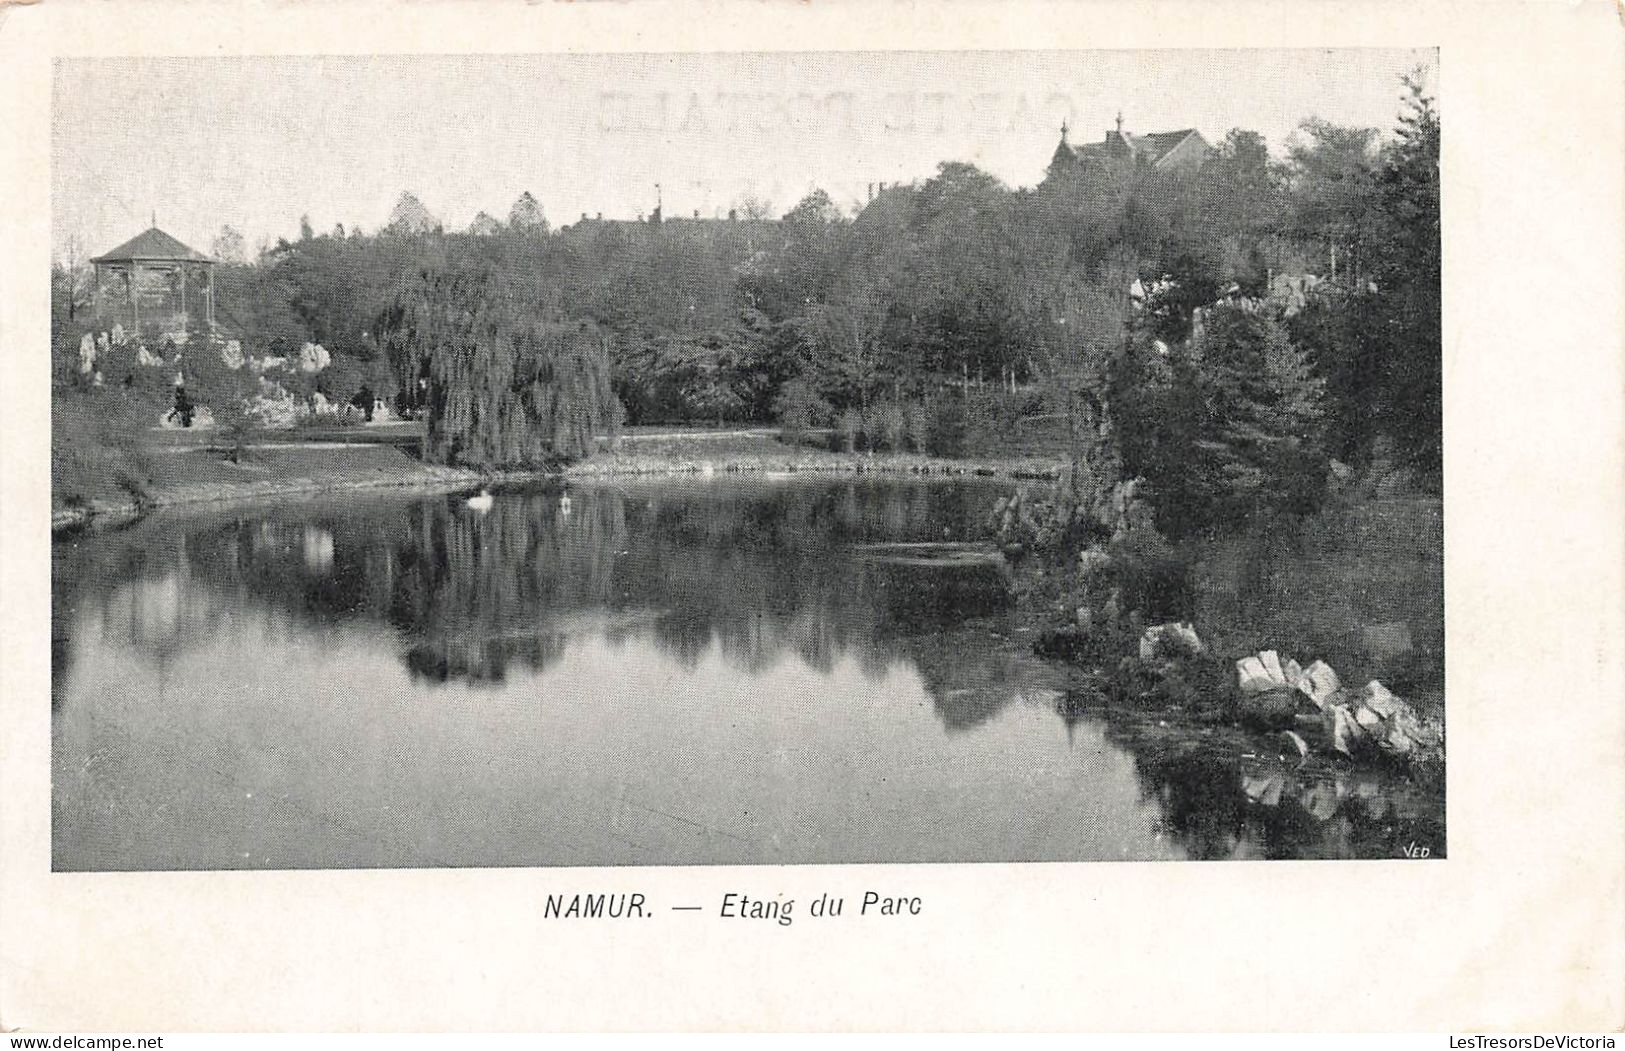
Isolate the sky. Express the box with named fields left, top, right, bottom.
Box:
left=52, top=48, right=1435, bottom=262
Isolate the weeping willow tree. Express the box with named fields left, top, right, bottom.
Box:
left=378, top=255, right=621, bottom=465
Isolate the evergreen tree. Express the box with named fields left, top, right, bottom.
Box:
left=1286, top=287, right=1381, bottom=462
left=1277, top=70, right=1440, bottom=482
left=1369, top=69, right=1442, bottom=481
left=1187, top=304, right=1328, bottom=527
left=1112, top=333, right=1202, bottom=534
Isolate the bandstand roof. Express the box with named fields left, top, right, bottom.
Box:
left=91, top=227, right=215, bottom=264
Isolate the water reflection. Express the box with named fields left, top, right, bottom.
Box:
left=51, top=478, right=1441, bottom=869
left=1131, top=741, right=1444, bottom=860
left=1048, top=697, right=1446, bottom=860
left=57, top=482, right=1013, bottom=694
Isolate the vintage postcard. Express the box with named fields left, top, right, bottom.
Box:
left=47, top=46, right=1447, bottom=871
left=2, top=0, right=1621, bottom=1034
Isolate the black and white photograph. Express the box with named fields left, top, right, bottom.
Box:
left=7, top=0, right=1625, bottom=1034
left=46, top=47, right=1447, bottom=871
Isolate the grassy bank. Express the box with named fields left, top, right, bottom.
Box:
left=52, top=422, right=1067, bottom=534
left=51, top=442, right=545, bottom=533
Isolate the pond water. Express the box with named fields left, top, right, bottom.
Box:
left=52, top=477, right=1443, bottom=870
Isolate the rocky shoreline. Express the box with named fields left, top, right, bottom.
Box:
left=566, top=451, right=1061, bottom=480
left=992, top=497, right=1447, bottom=817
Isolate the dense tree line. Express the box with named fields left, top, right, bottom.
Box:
left=53, top=73, right=1439, bottom=521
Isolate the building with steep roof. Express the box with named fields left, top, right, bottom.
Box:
left=90, top=226, right=217, bottom=332
left=1046, top=115, right=1213, bottom=182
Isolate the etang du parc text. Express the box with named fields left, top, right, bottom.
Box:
left=542, top=891, right=923, bottom=925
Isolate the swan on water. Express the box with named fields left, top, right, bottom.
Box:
left=466, top=488, right=494, bottom=512
left=559, top=492, right=573, bottom=516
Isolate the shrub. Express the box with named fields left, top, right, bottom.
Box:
left=172, top=385, right=195, bottom=428
left=835, top=408, right=862, bottom=453
left=1107, top=518, right=1193, bottom=622
left=773, top=378, right=830, bottom=445
left=904, top=402, right=930, bottom=453
left=861, top=401, right=907, bottom=451
left=962, top=390, right=1004, bottom=455
left=924, top=395, right=967, bottom=457
left=51, top=387, right=155, bottom=507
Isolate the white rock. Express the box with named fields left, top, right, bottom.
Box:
left=1259, top=649, right=1285, bottom=685
left=1236, top=655, right=1277, bottom=695
left=1327, top=704, right=1366, bottom=756
left=1241, top=773, right=1284, bottom=807
left=1360, top=680, right=1402, bottom=718
left=1354, top=705, right=1385, bottom=735
left=1296, top=659, right=1343, bottom=710
left=298, top=342, right=331, bottom=374
left=1302, top=783, right=1339, bottom=821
